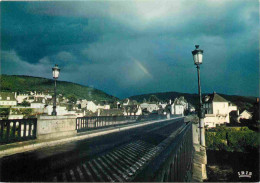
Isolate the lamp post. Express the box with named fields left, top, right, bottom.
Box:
left=52, top=64, right=60, bottom=116
left=192, top=45, right=205, bottom=146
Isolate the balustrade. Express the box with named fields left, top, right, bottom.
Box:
left=0, top=118, right=37, bottom=144
left=76, top=114, right=173, bottom=132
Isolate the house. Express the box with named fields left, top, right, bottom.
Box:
left=30, top=97, right=46, bottom=108
left=123, top=105, right=142, bottom=116
left=16, top=92, right=29, bottom=103
left=86, top=101, right=98, bottom=113
left=79, top=99, right=88, bottom=109
left=158, top=102, right=167, bottom=109
left=7, top=108, right=24, bottom=119
left=203, top=92, right=238, bottom=128
left=237, top=110, right=252, bottom=122
left=170, top=98, right=186, bottom=116
left=140, top=103, right=159, bottom=113
left=97, top=101, right=110, bottom=110
left=123, top=98, right=130, bottom=106
left=189, top=105, right=196, bottom=113
left=0, top=92, right=17, bottom=106
left=45, top=105, right=69, bottom=116
left=177, top=96, right=189, bottom=110
left=174, top=104, right=184, bottom=115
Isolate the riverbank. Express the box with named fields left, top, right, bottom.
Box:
left=205, top=150, right=259, bottom=182
left=205, top=126, right=259, bottom=182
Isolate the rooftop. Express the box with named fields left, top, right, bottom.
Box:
left=0, top=92, right=16, bottom=101
left=204, top=92, right=228, bottom=103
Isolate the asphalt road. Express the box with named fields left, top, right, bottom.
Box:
left=0, top=117, right=184, bottom=182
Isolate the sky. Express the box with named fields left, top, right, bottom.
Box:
left=0, top=0, right=259, bottom=98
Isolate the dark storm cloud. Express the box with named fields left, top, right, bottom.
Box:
left=1, top=0, right=259, bottom=98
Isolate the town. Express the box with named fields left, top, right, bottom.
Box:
left=0, top=90, right=256, bottom=128
left=0, top=91, right=192, bottom=118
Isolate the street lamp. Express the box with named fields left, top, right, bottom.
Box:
left=52, top=64, right=60, bottom=116
left=192, top=45, right=205, bottom=146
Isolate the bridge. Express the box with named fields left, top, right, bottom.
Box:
left=0, top=115, right=207, bottom=182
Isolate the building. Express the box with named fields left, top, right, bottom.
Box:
left=123, top=105, right=142, bottom=116
left=85, top=101, right=110, bottom=113
left=16, top=92, right=29, bottom=104
left=158, top=102, right=167, bottom=109
left=140, top=103, right=159, bottom=113
left=78, top=99, right=88, bottom=109
left=203, top=92, right=238, bottom=128
left=169, top=97, right=187, bottom=116
left=123, top=98, right=130, bottom=106
left=0, top=92, right=17, bottom=106
left=30, top=98, right=46, bottom=109
left=174, top=104, right=184, bottom=115
left=45, top=105, right=69, bottom=116
left=86, top=101, right=98, bottom=113
left=237, top=110, right=252, bottom=122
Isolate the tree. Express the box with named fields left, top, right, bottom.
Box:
left=20, top=108, right=33, bottom=117
left=21, top=101, right=30, bottom=107
left=131, top=100, right=138, bottom=105
left=0, top=108, right=10, bottom=115
left=143, top=98, right=147, bottom=103
left=149, top=95, right=159, bottom=103
left=67, top=95, right=77, bottom=104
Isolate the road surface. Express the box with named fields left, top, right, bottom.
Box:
left=0, top=117, right=185, bottom=182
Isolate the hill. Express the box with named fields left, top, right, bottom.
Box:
left=0, top=75, right=117, bottom=102
left=129, top=92, right=256, bottom=112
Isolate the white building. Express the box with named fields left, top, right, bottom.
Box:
left=158, top=102, right=167, bottom=109
left=189, top=106, right=196, bottom=112
left=174, top=104, right=184, bottom=115
left=170, top=98, right=186, bottom=116
left=0, top=92, right=17, bottom=106
left=21, top=91, right=52, bottom=104
left=30, top=98, right=46, bottom=108
left=86, top=101, right=98, bottom=112
left=45, top=105, right=69, bottom=116
left=123, top=98, right=130, bottom=106
left=85, top=101, right=110, bottom=113
left=203, top=92, right=238, bottom=128
left=79, top=99, right=88, bottom=108
left=140, top=103, right=159, bottom=113
left=237, top=110, right=252, bottom=122
left=123, top=105, right=142, bottom=116
left=16, top=92, right=29, bottom=104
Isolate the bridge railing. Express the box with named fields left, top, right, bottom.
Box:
left=134, top=121, right=193, bottom=182
left=0, top=119, right=37, bottom=144
left=76, top=114, right=175, bottom=132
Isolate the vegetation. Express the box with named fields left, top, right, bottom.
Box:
left=0, top=74, right=117, bottom=102
left=129, top=92, right=256, bottom=112
left=148, top=95, right=160, bottom=103
left=20, top=101, right=30, bottom=107
left=206, top=126, right=259, bottom=152
left=0, top=108, right=10, bottom=116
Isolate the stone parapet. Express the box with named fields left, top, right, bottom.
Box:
left=192, top=121, right=207, bottom=181
left=37, top=115, right=77, bottom=140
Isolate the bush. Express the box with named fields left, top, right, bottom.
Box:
left=206, top=126, right=259, bottom=152
left=21, top=101, right=30, bottom=107
left=0, top=108, right=10, bottom=115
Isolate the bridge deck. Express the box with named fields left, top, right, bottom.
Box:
left=0, top=118, right=186, bottom=182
